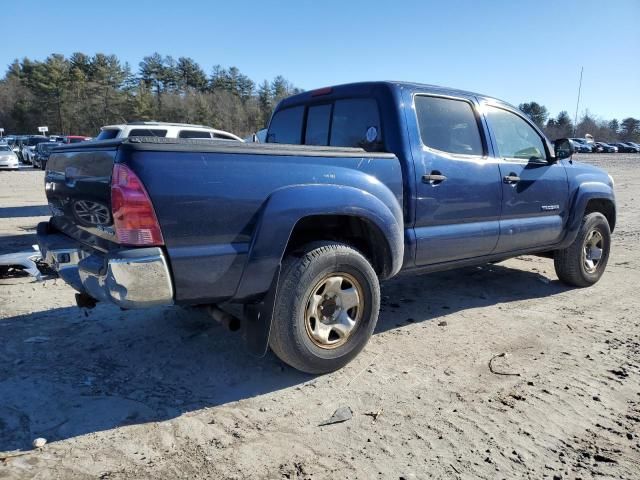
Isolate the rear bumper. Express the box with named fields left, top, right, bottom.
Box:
left=37, top=222, right=174, bottom=309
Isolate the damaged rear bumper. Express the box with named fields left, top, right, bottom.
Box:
left=37, top=222, right=174, bottom=309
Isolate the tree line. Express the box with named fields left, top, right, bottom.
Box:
left=518, top=101, right=640, bottom=143
left=0, top=52, right=301, bottom=137
left=1, top=52, right=638, bottom=143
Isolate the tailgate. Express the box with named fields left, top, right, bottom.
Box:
left=45, top=143, right=120, bottom=252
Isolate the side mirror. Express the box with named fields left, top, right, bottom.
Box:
left=553, top=138, right=573, bottom=161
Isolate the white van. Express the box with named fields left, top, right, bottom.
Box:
left=95, top=122, right=243, bottom=142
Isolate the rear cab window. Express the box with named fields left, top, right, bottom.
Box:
left=414, top=95, right=484, bottom=156
left=267, top=106, right=304, bottom=144
left=267, top=97, right=383, bottom=151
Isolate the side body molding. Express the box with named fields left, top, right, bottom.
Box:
left=234, top=183, right=404, bottom=303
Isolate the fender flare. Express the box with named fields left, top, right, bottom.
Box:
left=235, top=183, right=404, bottom=357
left=561, top=182, right=615, bottom=247
left=235, top=183, right=404, bottom=301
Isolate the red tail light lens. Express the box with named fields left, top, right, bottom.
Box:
left=111, top=164, right=164, bottom=246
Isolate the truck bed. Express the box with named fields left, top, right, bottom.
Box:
left=44, top=137, right=404, bottom=304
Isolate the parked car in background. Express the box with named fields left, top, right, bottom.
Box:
left=0, top=144, right=19, bottom=170
left=595, top=142, right=618, bottom=153
left=20, top=135, right=49, bottom=164
left=38, top=81, right=616, bottom=374
left=611, top=142, right=638, bottom=153
left=591, top=143, right=604, bottom=153
left=62, top=135, right=91, bottom=143
left=12, top=136, right=27, bottom=161
left=33, top=141, right=63, bottom=169
left=623, top=141, right=640, bottom=152
left=570, top=138, right=593, bottom=153
left=94, top=122, right=243, bottom=142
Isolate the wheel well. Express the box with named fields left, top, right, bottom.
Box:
left=585, top=198, right=616, bottom=232
left=286, top=215, right=392, bottom=278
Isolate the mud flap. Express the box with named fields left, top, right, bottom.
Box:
left=242, top=265, right=281, bottom=357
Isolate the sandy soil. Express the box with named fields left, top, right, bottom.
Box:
left=1, top=155, right=639, bottom=479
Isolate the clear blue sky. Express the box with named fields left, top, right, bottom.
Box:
left=1, top=0, right=638, bottom=120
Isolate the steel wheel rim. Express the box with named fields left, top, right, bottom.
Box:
left=304, top=272, right=364, bottom=349
left=583, top=229, right=604, bottom=273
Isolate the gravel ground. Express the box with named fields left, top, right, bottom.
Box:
left=1, top=154, right=639, bottom=479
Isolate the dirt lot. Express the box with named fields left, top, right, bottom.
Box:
left=1, top=155, right=639, bottom=479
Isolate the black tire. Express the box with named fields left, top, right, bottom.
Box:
left=269, top=241, right=380, bottom=374
left=554, top=212, right=611, bottom=287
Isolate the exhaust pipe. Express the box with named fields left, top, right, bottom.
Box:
left=206, top=305, right=241, bottom=332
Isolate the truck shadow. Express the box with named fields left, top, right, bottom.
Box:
left=374, top=262, right=570, bottom=333
left=0, top=205, right=50, bottom=219
left=0, top=262, right=568, bottom=452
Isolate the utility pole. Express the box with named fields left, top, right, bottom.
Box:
left=573, top=66, right=584, bottom=136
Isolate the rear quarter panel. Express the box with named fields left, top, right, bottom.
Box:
left=121, top=148, right=403, bottom=304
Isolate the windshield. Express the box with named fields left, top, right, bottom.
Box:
left=0, top=145, right=11, bottom=152
left=96, top=129, right=120, bottom=140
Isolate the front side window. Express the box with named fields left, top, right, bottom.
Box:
left=305, top=104, right=331, bottom=146
left=330, top=98, right=382, bottom=150
left=487, top=106, right=546, bottom=161
left=267, top=106, right=304, bottom=144
left=415, top=95, right=483, bottom=156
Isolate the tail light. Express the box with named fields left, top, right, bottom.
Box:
left=110, top=164, right=164, bottom=246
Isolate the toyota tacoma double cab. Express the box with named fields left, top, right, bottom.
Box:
left=38, top=81, right=616, bottom=373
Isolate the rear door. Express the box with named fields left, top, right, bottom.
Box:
left=406, top=93, right=503, bottom=265
left=484, top=104, right=569, bottom=253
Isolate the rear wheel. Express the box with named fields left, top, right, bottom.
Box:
left=269, top=242, right=380, bottom=374
left=554, top=212, right=611, bottom=287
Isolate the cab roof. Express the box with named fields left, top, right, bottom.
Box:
left=277, top=80, right=511, bottom=110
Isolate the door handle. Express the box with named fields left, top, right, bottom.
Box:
left=503, top=174, right=521, bottom=185
left=422, top=172, right=447, bottom=185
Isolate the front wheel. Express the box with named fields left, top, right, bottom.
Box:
left=269, top=242, right=380, bottom=374
left=554, top=212, right=611, bottom=287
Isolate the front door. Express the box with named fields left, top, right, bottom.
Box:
left=409, top=94, right=503, bottom=266
left=485, top=105, right=569, bottom=253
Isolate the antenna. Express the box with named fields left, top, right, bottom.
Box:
left=573, top=66, right=583, bottom=135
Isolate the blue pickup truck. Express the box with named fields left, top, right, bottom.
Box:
left=38, top=81, right=616, bottom=373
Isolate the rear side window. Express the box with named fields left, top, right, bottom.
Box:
left=415, top=96, right=483, bottom=156
left=213, top=133, right=238, bottom=140
left=305, top=104, right=332, bottom=145
left=330, top=99, right=382, bottom=150
left=179, top=130, right=212, bottom=139
left=128, top=129, right=167, bottom=137
left=267, top=106, right=304, bottom=144
left=96, top=129, right=120, bottom=140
